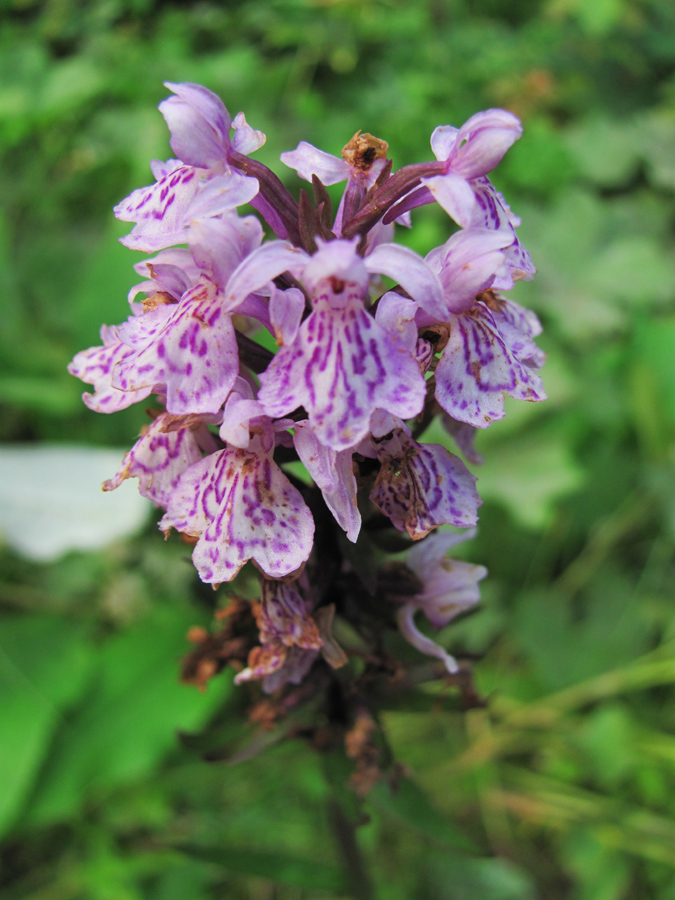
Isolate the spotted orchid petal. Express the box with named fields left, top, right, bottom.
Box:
left=258, top=579, right=322, bottom=649
left=293, top=420, right=360, bottom=542
left=471, top=178, right=535, bottom=284
left=160, top=435, right=315, bottom=583
left=103, top=412, right=207, bottom=508
left=219, top=379, right=266, bottom=449
left=115, top=165, right=202, bottom=251
left=374, top=293, right=419, bottom=354
left=370, top=428, right=480, bottom=538
left=450, top=110, right=522, bottom=179
left=113, top=282, right=240, bottom=416
left=491, top=297, right=545, bottom=368
left=259, top=297, right=425, bottom=451
left=434, top=300, right=546, bottom=429
left=68, top=325, right=154, bottom=413
left=188, top=214, right=264, bottom=292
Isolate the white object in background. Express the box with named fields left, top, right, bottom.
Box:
left=0, top=444, right=152, bottom=561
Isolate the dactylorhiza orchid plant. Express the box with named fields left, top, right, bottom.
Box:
left=70, top=83, right=545, bottom=775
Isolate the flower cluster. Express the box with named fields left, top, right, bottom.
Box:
left=70, top=83, right=544, bottom=702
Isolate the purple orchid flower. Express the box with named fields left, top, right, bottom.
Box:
left=394, top=529, right=487, bottom=673
left=159, top=424, right=315, bottom=585
left=225, top=237, right=444, bottom=451
left=70, top=81, right=547, bottom=705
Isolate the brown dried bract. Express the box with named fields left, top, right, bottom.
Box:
left=180, top=597, right=255, bottom=691
left=142, top=291, right=178, bottom=313
left=341, top=131, right=389, bottom=173
left=345, top=710, right=381, bottom=796
left=475, top=288, right=505, bottom=313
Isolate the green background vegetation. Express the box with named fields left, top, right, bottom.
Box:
left=2, top=0, right=675, bottom=897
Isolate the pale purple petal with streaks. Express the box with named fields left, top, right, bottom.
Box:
left=185, top=172, right=259, bottom=223
left=259, top=297, right=426, bottom=451
left=103, top=412, right=204, bottom=508
left=370, top=429, right=480, bottom=538
left=434, top=302, right=546, bottom=429
left=150, top=158, right=183, bottom=180
left=113, top=283, right=240, bottom=415
left=471, top=177, right=535, bottom=284
left=68, top=325, right=154, bottom=413
left=219, top=393, right=266, bottom=448
left=115, top=164, right=202, bottom=251
left=426, top=227, right=512, bottom=314
left=405, top=530, right=486, bottom=628
left=159, top=437, right=315, bottom=583
left=430, top=125, right=459, bottom=161
left=293, top=421, right=360, bottom=542
left=374, top=293, right=419, bottom=354
left=490, top=297, right=546, bottom=368
left=258, top=579, right=322, bottom=649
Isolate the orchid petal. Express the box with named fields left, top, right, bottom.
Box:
left=103, top=412, right=205, bottom=508
left=258, top=579, right=322, bottom=649
left=259, top=299, right=425, bottom=451
left=280, top=141, right=350, bottom=185
left=421, top=173, right=477, bottom=229
left=270, top=286, right=306, bottom=347
left=68, top=326, right=154, bottom=413
left=160, top=439, right=315, bottom=583
left=231, top=111, right=266, bottom=155
left=224, top=242, right=309, bottom=312
left=366, top=243, right=446, bottom=320
left=430, top=125, right=459, bottom=161
left=452, top=109, right=522, bottom=179
left=160, top=82, right=231, bottom=167
left=397, top=603, right=459, bottom=674
left=370, top=430, right=480, bottom=538
left=115, top=165, right=202, bottom=251
left=293, top=421, right=361, bottom=542
left=113, top=283, right=240, bottom=416
left=435, top=302, right=546, bottom=428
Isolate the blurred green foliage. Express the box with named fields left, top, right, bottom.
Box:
left=1, top=0, right=675, bottom=897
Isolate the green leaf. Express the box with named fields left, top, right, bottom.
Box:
left=0, top=615, right=92, bottom=836
left=371, top=777, right=477, bottom=852
left=173, top=843, right=347, bottom=892
left=21, top=608, right=232, bottom=828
